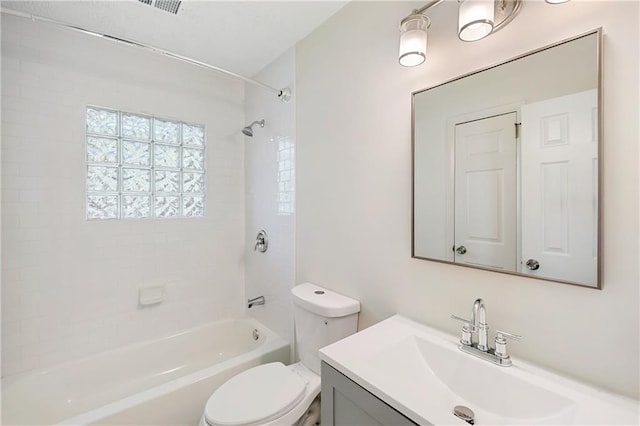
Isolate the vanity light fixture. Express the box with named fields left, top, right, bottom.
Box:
left=399, top=14, right=431, bottom=67
left=545, top=0, right=570, bottom=3
left=398, top=0, right=523, bottom=66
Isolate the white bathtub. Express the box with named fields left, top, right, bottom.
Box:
left=2, top=317, right=290, bottom=426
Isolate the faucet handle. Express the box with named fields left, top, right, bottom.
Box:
left=494, top=330, right=521, bottom=360
left=495, top=330, right=521, bottom=341
left=451, top=314, right=470, bottom=322
left=451, top=315, right=473, bottom=346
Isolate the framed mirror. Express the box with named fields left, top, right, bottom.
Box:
left=412, top=29, right=602, bottom=288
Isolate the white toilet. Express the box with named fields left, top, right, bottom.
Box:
left=200, top=282, right=360, bottom=426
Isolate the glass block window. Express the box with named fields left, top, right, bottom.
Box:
left=277, top=137, right=295, bottom=215
left=86, top=106, right=206, bottom=220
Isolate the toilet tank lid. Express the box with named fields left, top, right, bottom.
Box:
left=291, top=282, right=360, bottom=317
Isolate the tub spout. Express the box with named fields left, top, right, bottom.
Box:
left=247, top=295, right=265, bottom=308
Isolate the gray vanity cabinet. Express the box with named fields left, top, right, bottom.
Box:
left=321, top=362, right=419, bottom=426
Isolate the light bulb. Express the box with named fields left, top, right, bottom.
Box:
left=458, top=0, right=495, bottom=42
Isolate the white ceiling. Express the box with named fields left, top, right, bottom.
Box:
left=2, top=0, right=348, bottom=77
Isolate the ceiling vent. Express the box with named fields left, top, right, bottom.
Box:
left=138, top=0, right=182, bottom=15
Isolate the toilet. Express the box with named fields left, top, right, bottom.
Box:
left=200, top=282, right=360, bottom=426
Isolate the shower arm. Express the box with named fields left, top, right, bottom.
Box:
left=0, top=7, right=292, bottom=103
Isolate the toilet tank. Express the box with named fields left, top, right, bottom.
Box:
left=291, top=282, right=360, bottom=375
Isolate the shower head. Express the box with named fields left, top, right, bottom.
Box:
left=241, top=119, right=265, bottom=137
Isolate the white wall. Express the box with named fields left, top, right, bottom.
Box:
left=244, top=48, right=296, bottom=348
left=1, top=15, right=246, bottom=376
left=296, top=1, right=639, bottom=399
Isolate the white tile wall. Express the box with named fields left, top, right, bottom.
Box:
left=244, top=48, right=296, bottom=348
left=1, top=15, right=246, bottom=376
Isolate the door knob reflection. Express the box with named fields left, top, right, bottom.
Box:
left=526, top=259, right=540, bottom=270
left=455, top=246, right=467, bottom=255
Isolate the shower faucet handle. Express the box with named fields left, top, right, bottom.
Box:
left=254, top=230, right=268, bottom=253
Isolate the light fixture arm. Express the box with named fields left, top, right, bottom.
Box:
left=490, top=0, right=523, bottom=35
left=400, top=0, right=522, bottom=35
left=402, top=0, right=445, bottom=22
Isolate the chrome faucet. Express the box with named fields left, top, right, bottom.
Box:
left=452, top=298, right=521, bottom=367
left=471, top=298, right=489, bottom=352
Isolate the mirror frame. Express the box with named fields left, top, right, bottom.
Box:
left=411, top=28, right=603, bottom=289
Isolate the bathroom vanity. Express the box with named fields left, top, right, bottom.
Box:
left=321, top=362, right=417, bottom=425
left=319, top=315, right=639, bottom=425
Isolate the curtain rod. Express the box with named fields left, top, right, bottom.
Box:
left=1, top=7, right=292, bottom=103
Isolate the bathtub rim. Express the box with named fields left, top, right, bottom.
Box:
left=3, top=316, right=271, bottom=385
left=2, top=316, right=289, bottom=426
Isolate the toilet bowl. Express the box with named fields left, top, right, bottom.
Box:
left=200, top=283, right=360, bottom=426
left=200, top=362, right=320, bottom=426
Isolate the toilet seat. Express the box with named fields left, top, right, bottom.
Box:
left=204, top=362, right=306, bottom=426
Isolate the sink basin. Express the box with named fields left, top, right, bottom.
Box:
left=319, top=315, right=639, bottom=425
left=363, top=335, right=574, bottom=424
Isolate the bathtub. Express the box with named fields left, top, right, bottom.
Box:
left=2, top=317, right=290, bottom=425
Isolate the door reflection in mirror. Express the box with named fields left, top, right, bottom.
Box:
left=454, top=112, right=517, bottom=271
left=520, top=90, right=598, bottom=284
